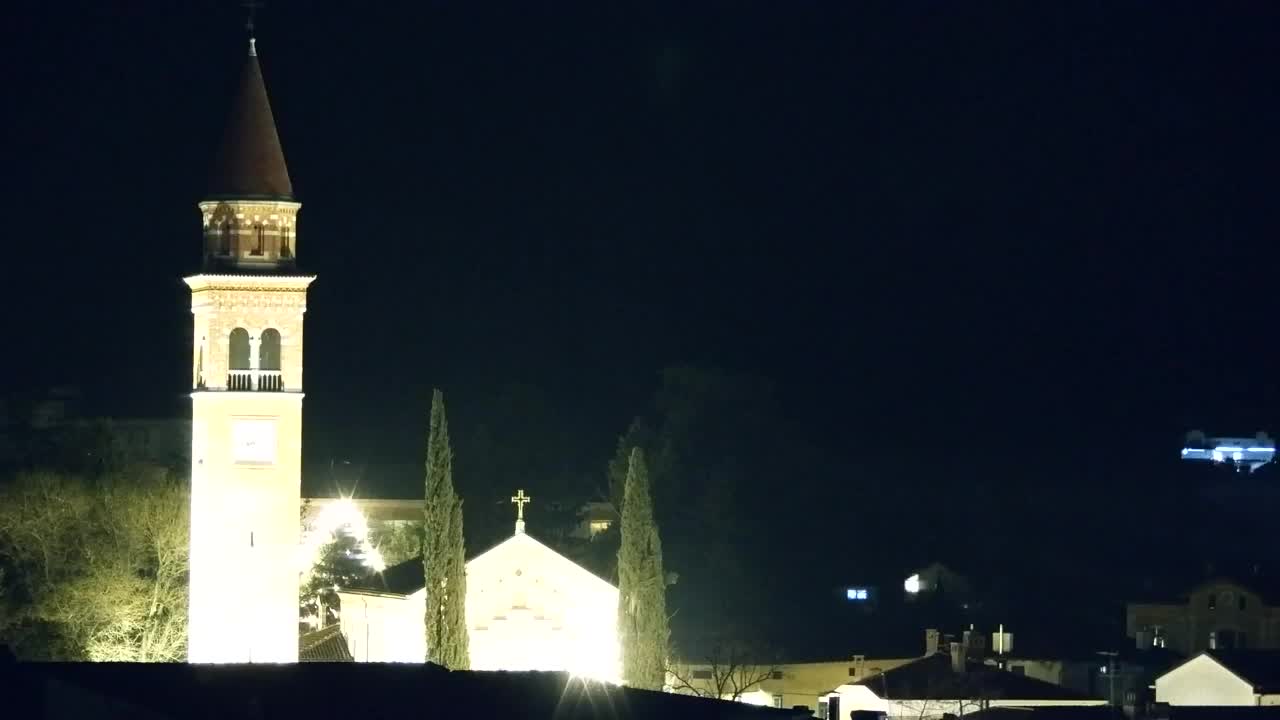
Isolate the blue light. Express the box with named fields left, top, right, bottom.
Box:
left=846, top=588, right=869, bottom=601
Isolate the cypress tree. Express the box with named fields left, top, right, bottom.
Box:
left=617, top=447, right=669, bottom=689
left=423, top=389, right=470, bottom=669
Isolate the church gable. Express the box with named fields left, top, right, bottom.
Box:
left=467, top=532, right=616, bottom=597
left=465, top=532, right=619, bottom=679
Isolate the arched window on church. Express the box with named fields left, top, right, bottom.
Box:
left=280, top=225, right=292, bottom=258
left=251, top=224, right=265, bottom=256
left=219, top=222, right=232, bottom=255
left=258, top=328, right=282, bottom=391
left=228, top=328, right=251, bottom=390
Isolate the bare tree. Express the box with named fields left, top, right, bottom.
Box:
left=0, top=467, right=188, bottom=661
left=668, top=639, right=783, bottom=702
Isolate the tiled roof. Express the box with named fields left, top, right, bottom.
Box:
left=298, top=625, right=352, bottom=662
left=854, top=652, right=1099, bottom=701
left=207, top=42, right=293, bottom=200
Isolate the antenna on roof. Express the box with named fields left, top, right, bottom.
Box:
left=243, top=0, right=263, bottom=56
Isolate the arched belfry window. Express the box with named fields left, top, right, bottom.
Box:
left=219, top=222, right=232, bottom=255
left=258, top=329, right=282, bottom=391
left=259, top=329, right=281, bottom=371
left=228, top=328, right=251, bottom=390
left=252, top=224, right=265, bottom=256
left=280, top=226, right=292, bottom=258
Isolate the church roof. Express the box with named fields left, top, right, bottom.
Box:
left=207, top=39, right=293, bottom=201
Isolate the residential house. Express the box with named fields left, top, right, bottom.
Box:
left=820, top=644, right=1105, bottom=720
left=1154, top=650, right=1280, bottom=706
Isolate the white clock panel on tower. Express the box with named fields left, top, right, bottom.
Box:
left=232, top=418, right=278, bottom=465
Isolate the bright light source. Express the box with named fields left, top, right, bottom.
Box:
left=847, top=587, right=869, bottom=601
left=904, top=574, right=921, bottom=594
left=301, top=498, right=386, bottom=575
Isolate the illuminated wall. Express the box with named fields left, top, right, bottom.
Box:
left=1155, top=654, right=1257, bottom=706
left=339, top=533, right=621, bottom=682
left=187, top=274, right=313, bottom=663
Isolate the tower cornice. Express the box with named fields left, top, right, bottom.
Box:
left=184, top=274, right=316, bottom=293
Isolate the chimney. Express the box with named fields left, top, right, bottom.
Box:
left=949, top=642, right=965, bottom=673
left=925, top=629, right=941, bottom=655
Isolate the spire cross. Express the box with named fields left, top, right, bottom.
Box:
left=243, top=0, right=263, bottom=55
left=511, top=489, right=532, bottom=534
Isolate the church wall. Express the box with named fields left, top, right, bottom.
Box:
left=337, top=534, right=621, bottom=682
left=465, top=534, right=620, bottom=681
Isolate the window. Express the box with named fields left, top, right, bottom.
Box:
left=770, top=670, right=784, bottom=680
left=1239, top=595, right=1247, bottom=611
left=219, top=222, right=232, bottom=255
left=280, top=226, right=292, bottom=257
left=818, top=701, right=829, bottom=720
left=1208, top=631, right=1217, bottom=650
left=848, top=667, right=858, bottom=677
left=772, top=695, right=783, bottom=709
left=692, top=669, right=712, bottom=680
left=228, top=328, right=251, bottom=369
left=589, top=520, right=611, bottom=536
left=252, top=224, right=265, bottom=255
left=1208, top=593, right=1217, bottom=610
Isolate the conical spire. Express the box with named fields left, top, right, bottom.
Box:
left=207, top=38, right=293, bottom=200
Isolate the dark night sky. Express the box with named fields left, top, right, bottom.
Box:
left=5, top=1, right=1280, bottom=651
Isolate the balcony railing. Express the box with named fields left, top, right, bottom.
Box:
left=227, top=369, right=284, bottom=391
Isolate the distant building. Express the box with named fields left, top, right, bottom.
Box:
left=570, top=501, right=619, bottom=539
left=903, top=563, right=974, bottom=600
left=1127, top=577, right=1280, bottom=654
left=820, top=646, right=1105, bottom=720
left=669, top=656, right=916, bottom=712
left=1154, top=650, right=1280, bottom=706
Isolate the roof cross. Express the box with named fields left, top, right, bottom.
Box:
left=511, top=489, right=532, bottom=534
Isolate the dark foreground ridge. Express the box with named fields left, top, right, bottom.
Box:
left=4, top=660, right=813, bottom=720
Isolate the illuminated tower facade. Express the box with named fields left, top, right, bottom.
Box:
left=186, top=36, right=313, bottom=663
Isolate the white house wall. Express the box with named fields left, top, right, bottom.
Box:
left=337, top=590, right=425, bottom=663
left=1155, top=655, right=1256, bottom=706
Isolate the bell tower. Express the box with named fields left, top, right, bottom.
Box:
left=186, top=33, right=314, bottom=663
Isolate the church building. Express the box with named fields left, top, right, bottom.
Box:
left=337, top=491, right=622, bottom=682
left=186, top=33, right=313, bottom=663
left=182, top=29, right=621, bottom=674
